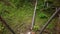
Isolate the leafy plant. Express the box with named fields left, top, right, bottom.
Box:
left=39, top=13, right=48, bottom=19
left=33, top=25, right=39, bottom=31
left=0, top=23, right=4, bottom=31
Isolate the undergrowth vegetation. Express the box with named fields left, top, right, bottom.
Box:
left=0, top=0, right=60, bottom=34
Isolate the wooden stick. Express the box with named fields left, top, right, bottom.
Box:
left=31, top=0, right=37, bottom=30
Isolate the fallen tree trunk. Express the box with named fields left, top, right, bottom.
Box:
left=39, top=8, right=60, bottom=34
left=0, top=16, right=15, bottom=34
